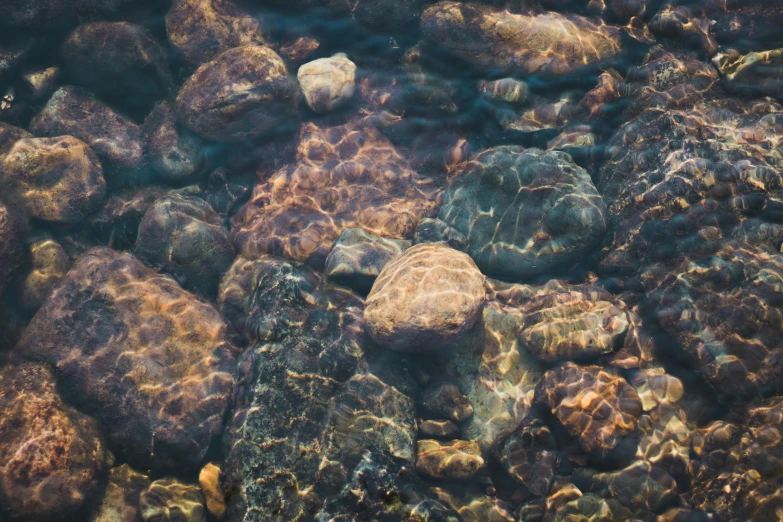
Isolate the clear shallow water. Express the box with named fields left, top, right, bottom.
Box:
left=1, top=0, right=783, bottom=521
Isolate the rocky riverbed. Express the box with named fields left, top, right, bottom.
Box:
left=1, top=0, right=783, bottom=520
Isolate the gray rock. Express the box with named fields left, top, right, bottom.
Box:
left=324, top=228, right=410, bottom=293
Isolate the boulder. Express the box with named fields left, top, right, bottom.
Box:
left=297, top=53, right=356, bottom=113
left=21, top=238, right=70, bottom=310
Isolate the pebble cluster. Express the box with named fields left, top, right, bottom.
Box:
left=0, top=0, right=782, bottom=521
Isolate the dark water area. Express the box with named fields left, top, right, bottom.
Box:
left=2, top=0, right=783, bottom=521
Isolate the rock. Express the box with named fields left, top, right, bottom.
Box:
left=502, top=419, right=557, bottom=497
left=0, top=201, right=26, bottom=293
left=514, top=281, right=651, bottom=366
left=416, top=439, right=485, bottom=481
left=439, top=147, right=607, bottom=282
left=140, top=478, right=206, bottom=522
left=166, top=0, right=266, bottom=66
left=16, top=248, right=236, bottom=472
left=30, top=86, right=147, bottom=184
left=413, top=217, right=468, bottom=251
left=0, top=0, right=135, bottom=28
left=297, top=53, right=356, bottom=113
left=714, top=48, right=783, bottom=100
left=135, top=195, right=234, bottom=298
left=143, top=102, right=204, bottom=184
left=61, top=22, right=172, bottom=115
left=579, top=69, right=626, bottom=120
left=645, top=241, right=783, bottom=397
left=0, top=122, right=31, bottom=157
left=231, top=120, right=439, bottom=269
left=534, top=362, right=642, bottom=455
left=649, top=5, right=718, bottom=54
left=324, top=228, right=410, bottom=293
left=598, top=95, right=782, bottom=277
left=419, top=419, right=460, bottom=439
left=420, top=383, right=474, bottom=423
left=478, top=78, right=529, bottom=106
left=199, top=463, right=227, bottom=519
left=431, top=485, right=515, bottom=521
left=88, top=186, right=173, bottom=249
left=0, top=363, right=106, bottom=519
left=279, top=36, right=320, bottom=66
left=1, top=136, right=106, bottom=223
left=91, top=465, right=151, bottom=522
left=421, top=2, right=621, bottom=75
left=21, top=238, right=69, bottom=310
left=0, top=37, right=34, bottom=81
left=701, top=0, right=783, bottom=49
left=365, top=243, right=486, bottom=352
left=175, top=45, right=297, bottom=142
left=20, top=66, right=60, bottom=101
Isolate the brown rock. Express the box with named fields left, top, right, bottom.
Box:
left=365, top=243, right=486, bottom=352
left=91, top=465, right=151, bottom=522
left=535, top=362, right=642, bottom=455
left=199, top=463, right=227, bottom=519
left=140, top=478, right=206, bottom=522
left=61, top=22, right=172, bottom=115
left=0, top=363, right=106, bottom=519
left=16, top=248, right=236, bottom=472
left=421, top=2, right=622, bottom=76
left=713, top=48, right=783, bottom=100
left=0, top=122, right=32, bottom=157
left=166, top=0, right=266, bottom=66
left=231, top=120, right=439, bottom=269
left=175, top=45, right=297, bottom=142
left=416, top=439, right=485, bottom=481
left=279, top=36, right=320, bottom=66
left=20, top=66, right=60, bottom=101
left=420, top=383, right=474, bottom=423
left=419, top=419, right=460, bottom=439
left=1, top=136, right=106, bottom=223
left=21, top=238, right=70, bottom=310
left=502, top=419, right=557, bottom=497
left=143, top=102, right=204, bottom=183
left=30, top=86, right=147, bottom=183
left=0, top=200, right=27, bottom=293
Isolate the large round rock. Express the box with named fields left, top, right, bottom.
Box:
left=365, top=243, right=486, bottom=351
left=175, top=45, right=297, bottom=142
left=439, top=146, right=607, bottom=281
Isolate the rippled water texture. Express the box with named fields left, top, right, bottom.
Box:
left=2, top=0, right=783, bottom=520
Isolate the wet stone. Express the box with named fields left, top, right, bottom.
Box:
left=714, top=48, right=783, bottom=101
left=0, top=135, right=106, bottom=223
left=15, top=247, right=236, bottom=472
left=534, top=362, right=643, bottom=455
left=416, top=439, right=485, bottom=481
left=413, top=217, right=468, bottom=251
left=139, top=478, right=206, bottom=522
left=60, top=22, right=172, bottom=115
left=198, top=463, right=227, bottom=519
left=20, top=66, right=60, bottom=101
left=279, top=36, right=320, bottom=66
left=478, top=78, right=529, bottom=106
left=324, top=227, right=410, bottom=294
left=0, top=37, right=33, bottom=81
left=231, top=119, right=439, bottom=269
left=91, top=464, right=151, bottom=522
left=431, top=485, right=515, bottom=521
left=419, top=419, right=460, bottom=439
left=0, top=122, right=31, bottom=157
left=166, top=0, right=266, bottom=66
left=298, top=53, right=356, bottom=114
left=439, top=146, right=607, bottom=282
left=420, top=382, right=474, bottom=423
left=0, top=200, right=27, bottom=293
left=365, top=243, right=486, bottom=352
left=421, top=2, right=621, bottom=76
left=30, top=86, right=147, bottom=184
left=501, top=418, right=558, bottom=497
left=135, top=194, right=234, bottom=298
left=0, top=363, right=106, bottom=520
left=649, top=5, right=718, bottom=55
left=142, top=102, right=204, bottom=184
left=175, top=45, right=297, bottom=142
left=21, top=238, right=69, bottom=310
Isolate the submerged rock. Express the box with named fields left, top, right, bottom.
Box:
left=232, top=120, right=439, bottom=269
left=21, top=238, right=69, bottom=310
left=0, top=363, right=106, bottom=520
left=297, top=53, right=356, bottom=113
left=502, top=418, right=557, bottom=497
left=420, top=382, right=474, bottom=423
left=166, top=0, right=266, bottom=66
left=416, top=439, right=485, bottom=481
left=0, top=122, right=31, bottom=156
left=365, top=243, right=486, bottom=352
left=175, top=45, right=297, bottom=142
left=61, top=22, right=172, bottom=114
left=16, top=248, right=236, bottom=472
left=439, top=147, right=607, bottom=282
left=324, top=227, right=410, bottom=293
left=421, top=2, right=621, bottom=75
left=199, top=463, right=227, bottom=519
left=91, top=465, right=151, bottom=522
left=534, top=362, right=642, bottom=455
left=139, top=478, right=206, bottom=522
left=0, top=201, right=26, bottom=293
left=20, top=66, right=60, bottom=101
left=714, top=48, right=783, bottom=100
left=30, top=86, right=147, bottom=184
left=0, top=135, right=106, bottom=223
left=143, top=102, right=204, bottom=184
left=135, top=195, right=234, bottom=298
